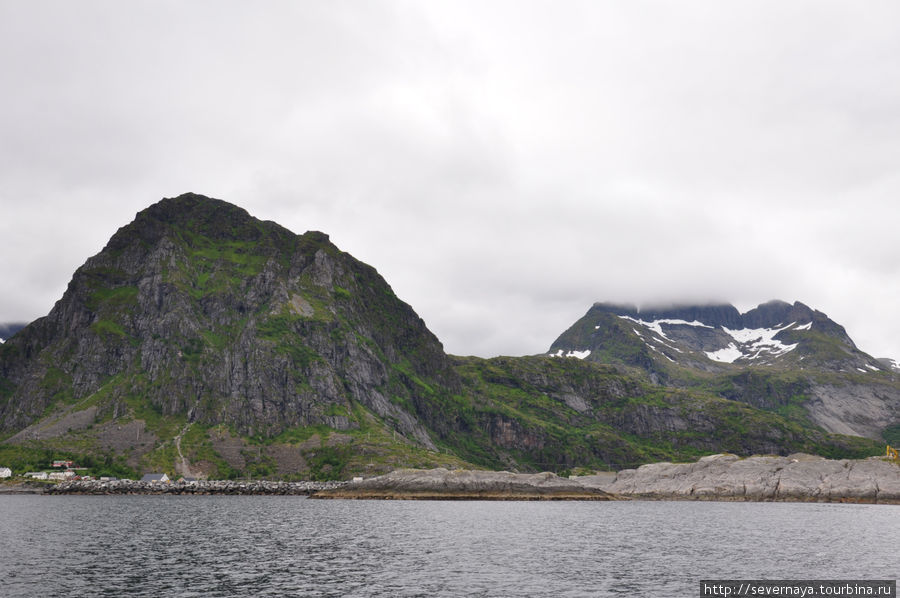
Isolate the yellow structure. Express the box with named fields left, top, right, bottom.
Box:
left=887, top=445, right=899, bottom=460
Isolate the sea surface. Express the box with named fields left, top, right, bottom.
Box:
left=0, top=496, right=897, bottom=597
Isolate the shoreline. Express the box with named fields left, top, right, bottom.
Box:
left=5, top=453, right=899, bottom=503
left=310, top=469, right=618, bottom=500
left=576, top=453, right=900, bottom=504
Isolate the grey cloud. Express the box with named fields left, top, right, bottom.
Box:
left=2, top=1, right=900, bottom=360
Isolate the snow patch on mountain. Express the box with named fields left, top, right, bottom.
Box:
left=618, top=316, right=713, bottom=338
left=648, top=345, right=676, bottom=362
left=705, top=343, right=743, bottom=364
left=617, top=316, right=713, bottom=354
left=702, top=323, right=798, bottom=363
left=722, top=322, right=795, bottom=346
left=617, top=313, right=808, bottom=364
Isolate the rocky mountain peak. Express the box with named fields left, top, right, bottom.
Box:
left=551, top=299, right=871, bottom=371
left=104, top=193, right=294, bottom=253
left=0, top=194, right=458, bottom=448
left=548, top=299, right=900, bottom=442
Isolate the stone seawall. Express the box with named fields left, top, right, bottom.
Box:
left=47, top=479, right=346, bottom=495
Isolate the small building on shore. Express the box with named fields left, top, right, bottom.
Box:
left=0, top=467, right=11, bottom=478
left=141, top=473, right=170, bottom=483
left=26, top=472, right=48, bottom=480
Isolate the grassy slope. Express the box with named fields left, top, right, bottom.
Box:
left=1, top=352, right=883, bottom=481
left=445, top=355, right=881, bottom=471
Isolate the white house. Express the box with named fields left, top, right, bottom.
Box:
left=0, top=467, right=12, bottom=478
left=48, top=471, right=76, bottom=481
left=26, top=472, right=48, bottom=480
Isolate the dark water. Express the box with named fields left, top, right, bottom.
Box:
left=0, top=496, right=896, bottom=597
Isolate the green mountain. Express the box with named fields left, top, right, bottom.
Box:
left=0, top=195, right=885, bottom=479
left=1, top=194, right=468, bottom=478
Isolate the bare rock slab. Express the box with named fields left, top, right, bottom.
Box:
left=312, top=468, right=617, bottom=500
left=578, top=454, right=900, bottom=503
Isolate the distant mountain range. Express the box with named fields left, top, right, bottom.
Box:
left=0, top=194, right=894, bottom=479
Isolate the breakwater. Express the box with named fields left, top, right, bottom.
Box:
left=47, top=479, right=347, bottom=495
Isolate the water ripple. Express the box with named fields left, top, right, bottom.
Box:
left=0, top=497, right=897, bottom=597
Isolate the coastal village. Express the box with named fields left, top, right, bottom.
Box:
left=0, top=457, right=351, bottom=495
left=0, top=459, right=188, bottom=484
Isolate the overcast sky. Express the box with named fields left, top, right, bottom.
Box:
left=2, top=1, right=900, bottom=358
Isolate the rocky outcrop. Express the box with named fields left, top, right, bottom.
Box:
left=578, top=454, right=900, bottom=503
left=312, top=468, right=616, bottom=500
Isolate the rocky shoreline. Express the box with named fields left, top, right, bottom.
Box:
left=311, top=468, right=617, bottom=500
left=577, top=453, right=900, bottom=504
left=5, top=454, right=899, bottom=502
left=312, top=454, right=900, bottom=503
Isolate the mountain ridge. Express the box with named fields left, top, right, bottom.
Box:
left=0, top=193, right=892, bottom=479
left=551, top=300, right=868, bottom=369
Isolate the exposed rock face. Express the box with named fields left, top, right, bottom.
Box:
left=0, top=194, right=458, bottom=447
left=804, top=384, right=900, bottom=439
left=312, top=468, right=616, bottom=500
left=579, top=454, right=900, bottom=503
